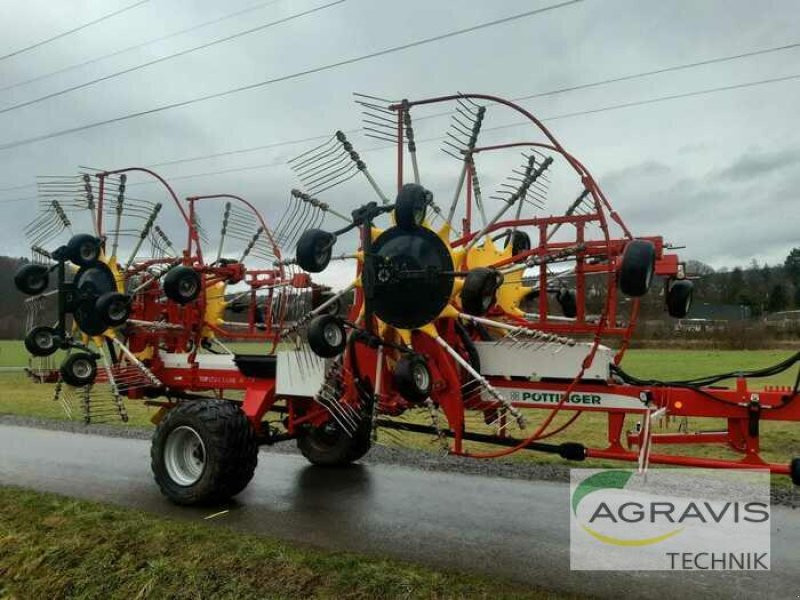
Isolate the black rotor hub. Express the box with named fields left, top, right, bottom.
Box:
left=366, top=226, right=454, bottom=330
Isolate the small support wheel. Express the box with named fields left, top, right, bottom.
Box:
left=505, top=230, right=531, bottom=256
left=96, top=292, right=131, bottom=326
left=297, top=420, right=372, bottom=467
left=296, top=229, right=336, bottom=273
left=314, top=290, right=342, bottom=316
left=307, top=314, right=346, bottom=358
left=556, top=288, right=577, bottom=319
left=14, top=264, right=49, bottom=295
left=151, top=400, right=258, bottom=505
left=24, top=326, right=59, bottom=357
left=66, top=234, right=102, bottom=268
left=393, top=354, right=432, bottom=403
left=394, top=183, right=431, bottom=229
left=460, top=267, right=503, bottom=316
left=619, top=239, right=656, bottom=297
left=666, top=279, right=694, bottom=318
left=163, top=266, right=201, bottom=305
left=60, top=353, right=98, bottom=387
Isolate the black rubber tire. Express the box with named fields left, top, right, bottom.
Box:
left=14, top=264, right=49, bottom=295
left=505, top=230, right=531, bottom=256
left=460, top=267, right=503, bottom=316
left=393, top=354, right=433, bottom=403
left=96, top=291, right=131, bottom=326
left=666, top=279, right=694, bottom=318
left=66, top=234, right=102, bottom=268
left=60, top=353, right=98, bottom=387
left=163, top=266, right=201, bottom=305
left=394, top=183, right=430, bottom=229
left=619, top=239, right=656, bottom=297
left=314, top=290, right=342, bottom=316
left=151, top=400, right=258, bottom=506
left=297, top=420, right=372, bottom=467
left=296, top=229, right=335, bottom=273
left=307, top=314, right=346, bottom=358
left=24, top=326, right=59, bottom=357
left=791, top=458, right=800, bottom=486
left=556, top=288, right=578, bottom=319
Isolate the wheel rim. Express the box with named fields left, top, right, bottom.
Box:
left=164, top=425, right=206, bottom=486
left=34, top=330, right=53, bottom=349
left=27, top=273, right=43, bottom=290
left=80, top=242, right=97, bottom=261
left=179, top=277, right=198, bottom=298
left=412, top=362, right=430, bottom=393
left=72, top=358, right=93, bottom=379
left=315, top=238, right=330, bottom=264
left=323, top=322, right=343, bottom=347
left=644, top=261, right=654, bottom=290
left=108, top=299, right=128, bottom=321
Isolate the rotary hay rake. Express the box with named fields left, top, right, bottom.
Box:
left=13, top=92, right=800, bottom=506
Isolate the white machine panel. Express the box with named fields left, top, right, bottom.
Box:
left=162, top=353, right=238, bottom=370
left=474, top=341, right=613, bottom=382
left=276, top=349, right=326, bottom=397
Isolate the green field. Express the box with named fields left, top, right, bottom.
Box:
left=1, top=340, right=798, bottom=472
left=0, top=486, right=569, bottom=600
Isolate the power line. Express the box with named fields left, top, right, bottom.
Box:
left=52, top=37, right=800, bottom=173
left=512, top=39, right=800, bottom=103
left=0, top=0, right=346, bottom=116
left=0, top=0, right=584, bottom=152
left=0, top=0, right=285, bottom=95
left=0, top=0, right=150, bottom=62
left=148, top=132, right=346, bottom=168
left=117, top=71, right=800, bottom=189
left=5, top=67, right=799, bottom=200
left=3, top=43, right=800, bottom=194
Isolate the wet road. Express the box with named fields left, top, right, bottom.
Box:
left=1, top=424, right=798, bottom=599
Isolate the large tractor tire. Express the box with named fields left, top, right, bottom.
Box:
left=297, top=419, right=372, bottom=467
left=151, top=399, right=258, bottom=505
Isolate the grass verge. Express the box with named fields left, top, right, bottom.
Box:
left=0, top=486, right=572, bottom=600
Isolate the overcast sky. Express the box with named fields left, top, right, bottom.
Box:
left=1, top=0, right=799, bottom=287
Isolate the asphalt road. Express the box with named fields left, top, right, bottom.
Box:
left=1, top=424, right=798, bottom=599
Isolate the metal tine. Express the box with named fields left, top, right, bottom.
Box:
left=125, top=203, right=162, bottom=270
left=270, top=194, right=298, bottom=241
left=338, top=130, right=389, bottom=203
left=305, top=162, right=358, bottom=194
left=299, top=152, right=352, bottom=187
left=352, top=91, right=396, bottom=104
left=444, top=104, right=486, bottom=227
left=434, top=334, right=526, bottom=430
left=362, top=110, right=396, bottom=126
left=303, top=161, right=358, bottom=196
left=293, top=142, right=349, bottom=177
left=309, top=165, right=360, bottom=197
left=275, top=199, right=309, bottom=250
left=288, top=203, right=319, bottom=249
left=291, top=145, right=344, bottom=177
left=363, top=128, right=397, bottom=142
left=287, top=134, right=339, bottom=167
left=293, top=189, right=351, bottom=225
left=468, top=156, right=553, bottom=251
left=354, top=98, right=395, bottom=112
left=364, top=131, right=398, bottom=143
